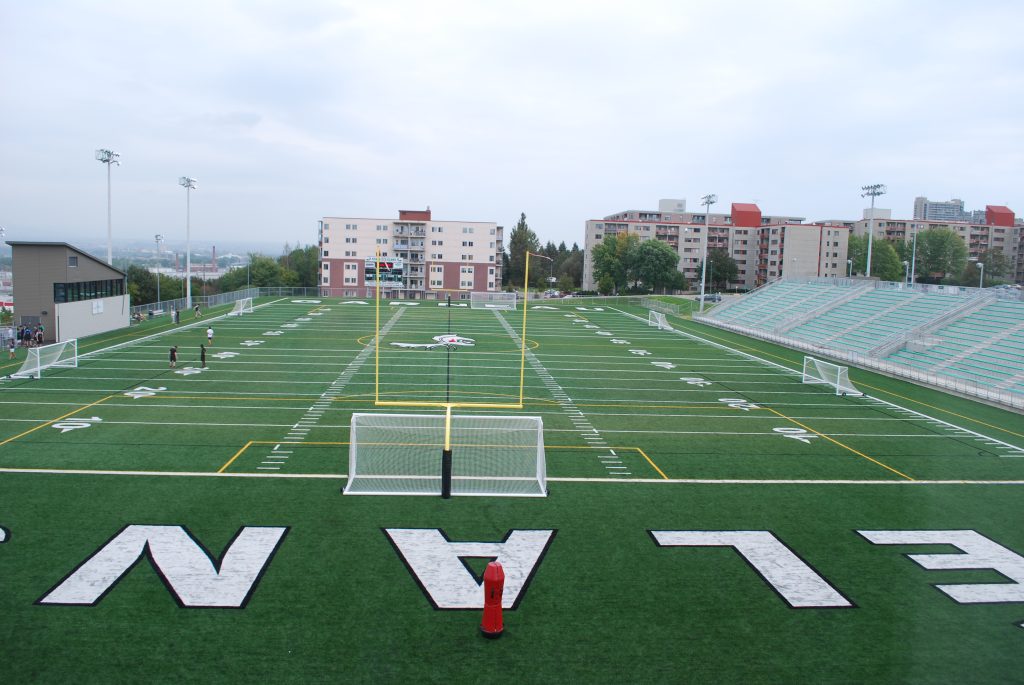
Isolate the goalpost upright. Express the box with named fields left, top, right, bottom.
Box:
left=10, top=339, right=78, bottom=379
left=801, top=356, right=863, bottom=396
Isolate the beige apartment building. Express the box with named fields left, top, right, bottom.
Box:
left=582, top=200, right=849, bottom=291
left=850, top=205, right=1020, bottom=281
left=318, top=209, right=503, bottom=299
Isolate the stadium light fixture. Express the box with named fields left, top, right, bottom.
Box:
left=178, top=176, right=198, bottom=308
left=861, top=183, right=886, bottom=278
left=95, top=149, right=120, bottom=265
left=909, top=223, right=919, bottom=287
left=698, top=194, right=717, bottom=313
left=154, top=234, right=164, bottom=306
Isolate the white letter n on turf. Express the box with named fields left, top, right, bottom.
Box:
left=38, top=525, right=288, bottom=608
left=385, top=528, right=555, bottom=609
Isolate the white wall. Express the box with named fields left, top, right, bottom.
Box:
left=55, top=295, right=130, bottom=342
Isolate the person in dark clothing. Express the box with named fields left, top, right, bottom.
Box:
left=200, top=344, right=206, bottom=368
left=169, top=346, right=178, bottom=368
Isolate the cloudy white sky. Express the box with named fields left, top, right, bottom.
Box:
left=1, top=0, right=1022, bottom=251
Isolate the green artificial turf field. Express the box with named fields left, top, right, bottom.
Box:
left=1, top=296, right=1023, bottom=683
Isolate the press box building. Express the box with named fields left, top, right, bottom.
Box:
left=6, top=241, right=129, bottom=343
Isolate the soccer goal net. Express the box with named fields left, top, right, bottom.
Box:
left=801, top=356, right=862, bottom=396
left=227, top=297, right=253, bottom=316
left=11, top=339, right=78, bottom=379
left=344, top=413, right=546, bottom=497
left=648, top=310, right=672, bottom=330
left=470, top=291, right=517, bottom=310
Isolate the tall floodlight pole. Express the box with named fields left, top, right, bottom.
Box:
left=178, top=177, right=198, bottom=308
left=847, top=258, right=853, bottom=278
left=910, top=223, right=919, bottom=287
left=861, top=183, right=886, bottom=278
left=154, top=234, right=164, bottom=307
left=698, top=194, right=717, bottom=313
left=902, top=260, right=910, bottom=286
left=95, top=149, right=121, bottom=265
left=978, top=262, right=984, bottom=289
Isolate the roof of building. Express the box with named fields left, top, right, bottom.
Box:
left=986, top=205, right=1013, bottom=215
left=6, top=241, right=127, bottom=276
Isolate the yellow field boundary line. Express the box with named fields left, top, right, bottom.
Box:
left=0, top=394, right=117, bottom=449
left=765, top=406, right=914, bottom=481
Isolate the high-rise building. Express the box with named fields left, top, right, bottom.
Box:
left=582, top=201, right=848, bottom=291
left=317, top=209, right=503, bottom=299
left=913, top=197, right=968, bottom=222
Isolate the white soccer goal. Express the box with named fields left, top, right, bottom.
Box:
left=344, top=413, right=547, bottom=497
left=802, top=356, right=862, bottom=396
left=227, top=297, right=253, bottom=316
left=648, top=310, right=672, bottom=330
left=470, top=291, right=517, bottom=310
left=11, top=339, right=78, bottom=379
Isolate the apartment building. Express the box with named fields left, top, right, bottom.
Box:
left=851, top=204, right=1020, bottom=280
left=582, top=201, right=848, bottom=291
left=318, top=209, right=503, bottom=299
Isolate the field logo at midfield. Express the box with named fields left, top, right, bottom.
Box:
left=390, top=334, right=475, bottom=350
left=37, top=525, right=288, bottom=608
left=385, top=528, right=556, bottom=609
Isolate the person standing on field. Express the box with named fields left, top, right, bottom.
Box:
left=169, top=345, right=178, bottom=368
left=7, top=337, right=14, bottom=360
left=206, top=326, right=214, bottom=346
left=200, top=344, right=207, bottom=368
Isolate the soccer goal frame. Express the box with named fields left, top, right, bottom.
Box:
left=648, top=310, right=671, bottom=330
left=227, top=297, right=253, bottom=316
left=11, top=339, right=78, bottom=379
left=801, top=356, right=863, bottom=396
left=343, top=410, right=547, bottom=498
left=470, top=291, right=517, bottom=310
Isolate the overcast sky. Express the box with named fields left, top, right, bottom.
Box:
left=1, top=0, right=1022, bottom=252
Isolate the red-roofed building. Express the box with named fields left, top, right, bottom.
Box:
left=731, top=203, right=762, bottom=228
left=986, top=205, right=1015, bottom=227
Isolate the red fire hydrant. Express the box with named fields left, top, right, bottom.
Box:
left=480, top=560, right=504, bottom=639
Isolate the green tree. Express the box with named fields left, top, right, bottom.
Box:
left=870, top=240, right=904, bottom=282
left=560, top=245, right=583, bottom=289
left=917, top=228, right=967, bottom=282
left=634, top=240, right=680, bottom=293
left=597, top=274, right=615, bottom=295
left=702, top=248, right=738, bottom=290
left=506, top=213, right=540, bottom=288
left=847, top=234, right=868, bottom=276
left=591, top=232, right=640, bottom=294
left=126, top=264, right=156, bottom=305
left=963, top=248, right=1013, bottom=286
left=286, top=245, right=319, bottom=287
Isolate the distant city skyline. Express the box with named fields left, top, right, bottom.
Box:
left=1, top=2, right=1022, bottom=250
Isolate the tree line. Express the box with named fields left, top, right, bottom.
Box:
left=127, top=245, right=319, bottom=306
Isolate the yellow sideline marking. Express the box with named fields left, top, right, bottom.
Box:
left=0, top=395, right=116, bottom=448
left=636, top=447, right=669, bottom=480
left=218, top=440, right=347, bottom=473
left=765, top=407, right=914, bottom=481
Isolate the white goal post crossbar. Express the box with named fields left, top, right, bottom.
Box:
left=648, top=310, right=672, bottom=330
left=802, top=356, right=863, bottom=396
left=227, top=297, right=253, bottom=316
left=344, top=413, right=546, bottom=497
left=470, top=291, right=517, bottom=310
left=11, top=339, right=78, bottom=379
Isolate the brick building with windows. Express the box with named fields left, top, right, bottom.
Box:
left=317, top=209, right=503, bottom=299
left=582, top=200, right=849, bottom=291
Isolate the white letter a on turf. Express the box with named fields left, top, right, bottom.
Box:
left=38, top=525, right=288, bottom=608
left=385, top=528, right=555, bottom=609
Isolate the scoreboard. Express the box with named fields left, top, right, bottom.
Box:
left=364, top=256, right=404, bottom=285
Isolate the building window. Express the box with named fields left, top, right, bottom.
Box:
left=68, top=256, right=78, bottom=267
